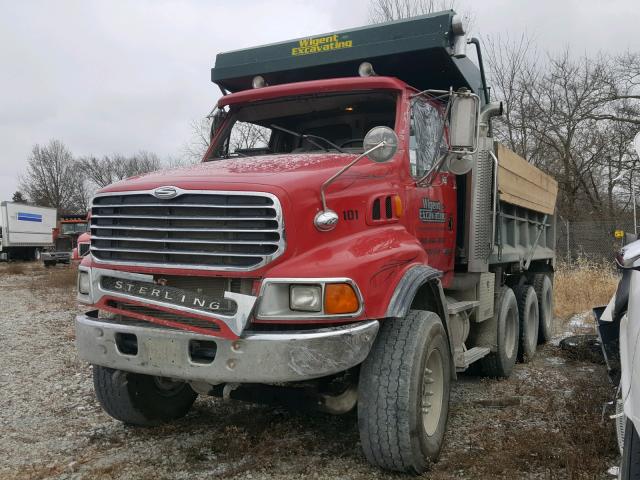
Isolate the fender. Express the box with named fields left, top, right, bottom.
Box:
left=384, top=265, right=456, bottom=378
left=264, top=225, right=429, bottom=321
left=385, top=265, right=443, bottom=319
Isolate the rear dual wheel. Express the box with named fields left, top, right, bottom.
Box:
left=477, top=286, right=519, bottom=377
left=514, top=285, right=539, bottom=362
left=534, top=274, right=554, bottom=343
left=476, top=275, right=553, bottom=376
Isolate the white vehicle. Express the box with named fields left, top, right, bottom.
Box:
left=597, top=133, right=640, bottom=479
left=0, top=202, right=56, bottom=261
left=597, top=243, right=640, bottom=479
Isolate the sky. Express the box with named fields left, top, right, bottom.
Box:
left=1, top=0, right=639, bottom=199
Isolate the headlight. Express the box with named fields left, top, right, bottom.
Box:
left=290, top=284, right=322, bottom=312
left=257, top=279, right=362, bottom=319
left=78, top=271, right=90, bottom=295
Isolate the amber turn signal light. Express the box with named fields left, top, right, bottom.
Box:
left=324, top=283, right=360, bottom=314
left=393, top=194, right=403, bottom=217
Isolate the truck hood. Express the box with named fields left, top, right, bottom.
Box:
left=99, top=153, right=390, bottom=195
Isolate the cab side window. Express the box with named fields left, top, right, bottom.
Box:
left=409, top=98, right=446, bottom=178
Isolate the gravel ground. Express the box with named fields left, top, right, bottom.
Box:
left=0, top=263, right=619, bottom=479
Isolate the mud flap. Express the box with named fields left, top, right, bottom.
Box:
left=594, top=305, right=621, bottom=384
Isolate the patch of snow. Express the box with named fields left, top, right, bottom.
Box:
left=569, top=311, right=590, bottom=328
left=544, top=356, right=567, bottom=366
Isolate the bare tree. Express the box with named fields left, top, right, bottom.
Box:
left=185, top=112, right=271, bottom=161
left=521, top=51, right=621, bottom=219
left=229, top=122, right=271, bottom=152
left=485, top=34, right=640, bottom=221
left=368, top=0, right=473, bottom=30
left=11, top=191, right=26, bottom=203
left=19, top=140, right=85, bottom=213
left=484, top=34, right=543, bottom=165
left=78, top=151, right=161, bottom=189
left=183, top=117, right=213, bottom=163
left=589, top=52, right=640, bottom=125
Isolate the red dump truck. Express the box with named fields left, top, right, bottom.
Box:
left=43, top=214, right=89, bottom=266
left=76, top=11, right=557, bottom=473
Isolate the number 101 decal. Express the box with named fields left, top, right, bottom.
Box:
left=343, top=209, right=359, bottom=221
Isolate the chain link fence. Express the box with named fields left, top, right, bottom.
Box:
left=556, top=217, right=637, bottom=262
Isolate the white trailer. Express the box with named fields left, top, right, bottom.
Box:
left=0, top=202, right=56, bottom=261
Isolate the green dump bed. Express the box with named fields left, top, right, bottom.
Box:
left=211, top=10, right=482, bottom=96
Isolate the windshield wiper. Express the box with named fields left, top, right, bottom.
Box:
left=270, top=124, right=345, bottom=153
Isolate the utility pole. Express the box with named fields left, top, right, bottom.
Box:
left=633, top=132, right=640, bottom=237
left=634, top=180, right=637, bottom=237
left=566, top=219, right=570, bottom=263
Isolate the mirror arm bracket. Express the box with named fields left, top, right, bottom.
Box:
left=319, top=141, right=385, bottom=211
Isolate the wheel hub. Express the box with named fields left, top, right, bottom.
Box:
left=422, top=349, right=444, bottom=436
left=527, top=301, right=538, bottom=340
left=505, top=307, right=517, bottom=357
left=152, top=376, right=185, bottom=396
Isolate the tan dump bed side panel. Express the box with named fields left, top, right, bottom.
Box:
left=496, top=143, right=558, bottom=215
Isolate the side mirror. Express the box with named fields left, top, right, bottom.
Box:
left=210, top=108, right=227, bottom=139
left=449, top=93, right=480, bottom=155
left=620, top=239, right=640, bottom=268
left=446, top=152, right=473, bottom=175
left=363, top=126, right=398, bottom=163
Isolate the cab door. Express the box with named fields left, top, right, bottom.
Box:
left=406, top=96, right=457, bottom=278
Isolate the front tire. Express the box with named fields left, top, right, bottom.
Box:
left=358, top=310, right=451, bottom=473
left=93, top=366, right=197, bottom=426
left=621, top=418, right=640, bottom=479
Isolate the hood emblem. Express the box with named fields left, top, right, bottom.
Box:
left=152, top=186, right=179, bottom=199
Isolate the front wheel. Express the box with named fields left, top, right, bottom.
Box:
left=93, top=366, right=197, bottom=426
left=358, top=310, right=451, bottom=473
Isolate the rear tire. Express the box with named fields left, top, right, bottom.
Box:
left=358, top=310, right=451, bottom=473
left=533, top=274, right=554, bottom=343
left=477, top=286, right=519, bottom=378
left=514, top=285, right=539, bottom=362
left=621, top=418, right=640, bottom=479
left=92, top=366, right=197, bottom=426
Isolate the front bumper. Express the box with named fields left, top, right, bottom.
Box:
left=76, top=312, right=379, bottom=383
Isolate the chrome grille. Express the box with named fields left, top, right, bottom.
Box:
left=90, top=189, right=285, bottom=270
left=107, top=301, right=221, bottom=333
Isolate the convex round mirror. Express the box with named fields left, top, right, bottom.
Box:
left=446, top=152, right=473, bottom=175
left=363, top=126, right=398, bottom=163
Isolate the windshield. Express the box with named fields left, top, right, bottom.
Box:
left=207, top=91, right=397, bottom=160
left=60, top=222, right=88, bottom=235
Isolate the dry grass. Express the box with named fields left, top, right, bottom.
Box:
left=28, top=266, right=77, bottom=291
left=26, top=265, right=78, bottom=310
left=2, top=262, right=26, bottom=275
left=436, top=363, right=617, bottom=479
left=553, top=258, right=619, bottom=320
